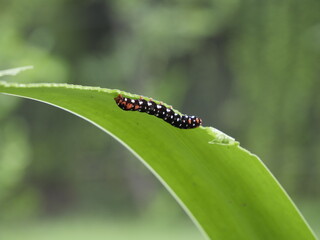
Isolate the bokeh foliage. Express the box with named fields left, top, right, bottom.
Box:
left=0, top=0, right=319, bottom=237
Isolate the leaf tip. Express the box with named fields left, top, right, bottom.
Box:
left=0, top=66, right=34, bottom=77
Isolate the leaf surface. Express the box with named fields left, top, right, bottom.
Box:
left=0, top=82, right=316, bottom=240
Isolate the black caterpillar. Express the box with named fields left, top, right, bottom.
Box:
left=114, top=94, right=202, bottom=129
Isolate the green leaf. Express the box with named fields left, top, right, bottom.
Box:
left=0, top=66, right=33, bottom=77
left=0, top=82, right=317, bottom=240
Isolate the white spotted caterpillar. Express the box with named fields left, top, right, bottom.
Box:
left=114, top=94, right=202, bottom=129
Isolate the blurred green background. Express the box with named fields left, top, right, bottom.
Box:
left=0, top=0, right=319, bottom=239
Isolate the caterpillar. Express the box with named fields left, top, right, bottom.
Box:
left=114, top=94, right=202, bottom=129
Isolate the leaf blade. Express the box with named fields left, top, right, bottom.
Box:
left=0, top=82, right=317, bottom=240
